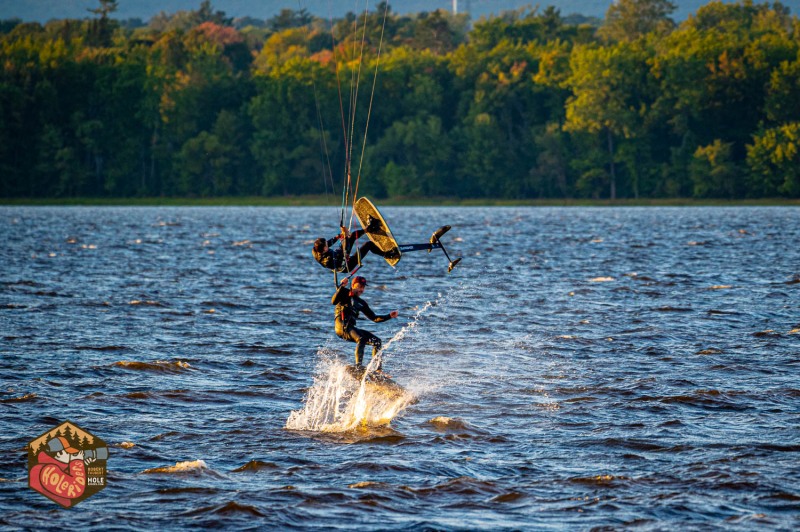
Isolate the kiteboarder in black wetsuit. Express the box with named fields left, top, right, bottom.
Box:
left=313, top=221, right=397, bottom=273
left=332, top=275, right=398, bottom=371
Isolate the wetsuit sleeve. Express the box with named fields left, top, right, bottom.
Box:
left=359, top=299, right=391, bottom=322
left=332, top=285, right=349, bottom=305
left=343, top=229, right=366, bottom=255
left=327, top=235, right=339, bottom=247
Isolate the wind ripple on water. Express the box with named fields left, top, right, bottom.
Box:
left=1, top=206, right=799, bottom=529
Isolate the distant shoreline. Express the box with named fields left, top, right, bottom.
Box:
left=1, top=196, right=799, bottom=207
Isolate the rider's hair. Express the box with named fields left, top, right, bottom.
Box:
left=313, top=238, right=327, bottom=254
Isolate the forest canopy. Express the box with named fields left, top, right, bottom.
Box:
left=1, top=0, right=799, bottom=200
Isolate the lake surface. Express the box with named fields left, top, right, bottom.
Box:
left=1, top=206, right=799, bottom=529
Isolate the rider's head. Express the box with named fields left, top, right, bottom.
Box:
left=313, top=238, right=328, bottom=254
left=351, top=276, right=367, bottom=294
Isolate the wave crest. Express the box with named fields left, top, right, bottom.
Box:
left=112, top=360, right=192, bottom=373
left=142, top=459, right=208, bottom=474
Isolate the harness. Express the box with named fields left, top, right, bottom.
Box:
left=337, top=290, right=360, bottom=331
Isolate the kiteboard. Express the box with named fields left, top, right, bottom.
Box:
left=345, top=364, right=408, bottom=398
left=354, top=197, right=401, bottom=267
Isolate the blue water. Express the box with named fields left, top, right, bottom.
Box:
left=1, top=206, right=799, bottom=529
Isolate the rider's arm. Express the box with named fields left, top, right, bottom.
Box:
left=359, top=299, right=391, bottom=322
left=332, top=284, right=349, bottom=305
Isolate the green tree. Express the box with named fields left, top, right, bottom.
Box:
left=87, top=0, right=118, bottom=47
left=764, top=57, right=800, bottom=125
left=451, top=34, right=561, bottom=198
left=195, top=0, right=230, bottom=25
left=598, top=0, right=677, bottom=42
left=530, top=122, right=574, bottom=197
left=268, top=9, right=313, bottom=32
left=177, top=130, right=230, bottom=195
left=101, top=48, right=152, bottom=196
left=371, top=47, right=451, bottom=132
left=650, top=1, right=797, bottom=196
left=568, top=131, right=612, bottom=198
left=211, top=109, right=251, bottom=194
left=35, top=125, right=72, bottom=196
left=0, top=82, right=27, bottom=195
left=253, top=28, right=309, bottom=74
left=412, top=10, right=460, bottom=54
left=690, top=139, right=743, bottom=198
left=248, top=74, right=321, bottom=195
left=660, top=131, right=698, bottom=197
left=154, top=23, right=251, bottom=192
left=564, top=40, right=656, bottom=198
left=469, top=7, right=583, bottom=50
left=746, top=122, right=800, bottom=197
left=366, top=113, right=452, bottom=197
left=455, top=112, right=518, bottom=198
left=74, top=115, right=105, bottom=194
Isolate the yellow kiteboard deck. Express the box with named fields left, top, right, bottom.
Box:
left=353, top=197, right=401, bottom=267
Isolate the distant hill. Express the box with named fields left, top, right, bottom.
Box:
left=2, top=0, right=797, bottom=24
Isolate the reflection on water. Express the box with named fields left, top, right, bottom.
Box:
left=1, top=206, right=799, bottom=529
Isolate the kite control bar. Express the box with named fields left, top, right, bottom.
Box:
left=398, top=225, right=462, bottom=273
left=333, top=265, right=362, bottom=288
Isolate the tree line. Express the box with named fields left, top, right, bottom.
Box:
left=1, top=0, right=799, bottom=200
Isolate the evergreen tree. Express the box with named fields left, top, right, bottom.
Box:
left=598, top=0, right=677, bottom=42
left=87, top=0, right=118, bottom=47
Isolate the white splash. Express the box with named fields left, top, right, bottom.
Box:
left=285, top=302, right=439, bottom=432
left=380, top=299, right=434, bottom=354
left=285, top=355, right=414, bottom=432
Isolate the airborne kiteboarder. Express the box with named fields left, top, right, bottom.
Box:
left=312, top=219, right=398, bottom=274
left=313, top=197, right=460, bottom=281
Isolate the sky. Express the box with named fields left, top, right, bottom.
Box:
left=2, top=0, right=782, bottom=24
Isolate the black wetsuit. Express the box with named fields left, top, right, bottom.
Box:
left=313, top=230, right=385, bottom=273
left=332, top=284, right=392, bottom=368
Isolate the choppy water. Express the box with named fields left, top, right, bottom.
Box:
left=1, top=206, right=799, bottom=529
